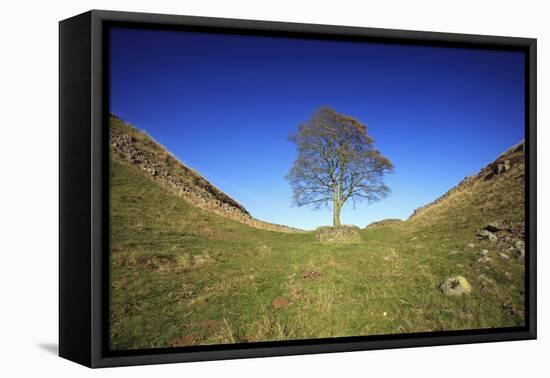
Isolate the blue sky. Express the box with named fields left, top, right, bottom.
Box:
left=109, top=27, right=525, bottom=230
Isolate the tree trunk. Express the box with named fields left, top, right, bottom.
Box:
left=333, top=205, right=341, bottom=227
left=333, top=183, right=341, bottom=227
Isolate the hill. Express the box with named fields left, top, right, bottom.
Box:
left=109, top=116, right=525, bottom=350
left=365, top=218, right=403, bottom=229
left=409, top=140, right=525, bottom=222
left=110, top=115, right=301, bottom=233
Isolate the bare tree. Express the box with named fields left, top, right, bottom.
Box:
left=286, top=106, right=394, bottom=227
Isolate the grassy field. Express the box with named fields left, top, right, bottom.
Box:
left=109, top=141, right=525, bottom=350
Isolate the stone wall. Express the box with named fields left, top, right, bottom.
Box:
left=315, top=226, right=361, bottom=243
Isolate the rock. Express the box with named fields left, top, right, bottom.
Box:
left=502, top=301, right=523, bottom=317
left=499, top=252, right=510, bottom=260
left=477, top=229, right=498, bottom=242
left=514, top=240, right=525, bottom=249
left=478, top=256, right=492, bottom=264
left=495, top=160, right=511, bottom=175
left=514, top=248, right=525, bottom=259
left=410, top=236, right=418, bottom=241
left=467, top=243, right=476, bottom=249
left=480, top=249, right=489, bottom=257
left=315, top=225, right=361, bottom=244
left=485, top=221, right=506, bottom=233
left=507, top=240, right=525, bottom=259
left=508, top=246, right=525, bottom=259
left=440, top=276, right=472, bottom=296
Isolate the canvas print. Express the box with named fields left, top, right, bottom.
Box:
left=108, top=27, right=526, bottom=351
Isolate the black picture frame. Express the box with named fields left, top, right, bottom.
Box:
left=59, top=9, right=537, bottom=368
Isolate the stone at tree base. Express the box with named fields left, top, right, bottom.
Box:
left=440, top=276, right=472, bottom=296
left=315, top=225, right=361, bottom=244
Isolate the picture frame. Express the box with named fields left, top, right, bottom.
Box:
left=59, top=9, right=537, bottom=368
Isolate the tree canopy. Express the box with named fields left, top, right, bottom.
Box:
left=286, top=106, right=394, bottom=226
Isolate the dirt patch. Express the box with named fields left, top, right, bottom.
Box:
left=256, top=244, right=272, bottom=254
left=271, top=297, right=291, bottom=309
left=201, top=226, right=215, bottom=237
left=197, top=320, right=222, bottom=330
left=302, top=270, right=321, bottom=280
left=192, top=254, right=214, bottom=266
left=136, top=254, right=176, bottom=271
left=169, top=334, right=198, bottom=347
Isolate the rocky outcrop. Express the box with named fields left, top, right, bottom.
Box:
left=476, top=220, right=525, bottom=260
left=409, top=140, right=525, bottom=219
left=110, top=116, right=302, bottom=233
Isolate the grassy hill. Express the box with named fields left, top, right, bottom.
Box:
left=109, top=117, right=525, bottom=350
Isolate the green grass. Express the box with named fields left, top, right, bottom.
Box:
left=110, top=151, right=525, bottom=350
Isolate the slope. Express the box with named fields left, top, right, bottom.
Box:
left=110, top=123, right=526, bottom=350
left=110, top=115, right=301, bottom=233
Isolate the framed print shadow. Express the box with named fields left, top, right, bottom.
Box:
left=59, top=10, right=537, bottom=368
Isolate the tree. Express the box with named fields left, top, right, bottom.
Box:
left=286, top=106, right=394, bottom=227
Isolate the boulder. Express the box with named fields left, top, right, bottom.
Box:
left=478, top=256, right=492, bottom=264
left=440, top=276, right=472, bottom=296
left=315, top=225, right=361, bottom=244
left=477, top=229, right=498, bottom=242
left=485, top=221, right=506, bottom=233
left=508, top=246, right=525, bottom=259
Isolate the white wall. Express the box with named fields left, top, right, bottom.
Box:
left=1, top=0, right=547, bottom=376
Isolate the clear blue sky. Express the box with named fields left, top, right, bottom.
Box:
left=109, top=27, right=525, bottom=230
